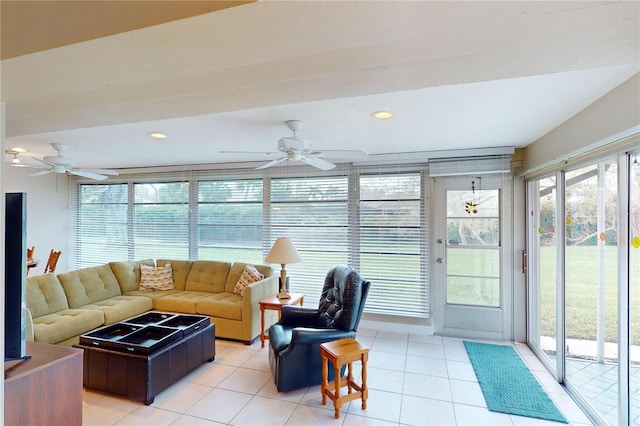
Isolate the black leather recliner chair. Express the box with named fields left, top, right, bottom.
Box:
left=268, top=265, right=371, bottom=392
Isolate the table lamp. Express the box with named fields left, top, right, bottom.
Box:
left=265, top=237, right=302, bottom=300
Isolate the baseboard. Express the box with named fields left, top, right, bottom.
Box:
left=359, top=318, right=434, bottom=335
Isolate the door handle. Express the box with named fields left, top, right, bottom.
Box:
left=436, top=258, right=443, bottom=263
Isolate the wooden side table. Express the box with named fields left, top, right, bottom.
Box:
left=258, top=292, right=304, bottom=348
left=320, top=338, right=369, bottom=419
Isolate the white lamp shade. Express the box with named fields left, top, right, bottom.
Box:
left=265, top=237, right=302, bottom=264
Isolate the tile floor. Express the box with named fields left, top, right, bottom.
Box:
left=82, top=327, right=595, bottom=425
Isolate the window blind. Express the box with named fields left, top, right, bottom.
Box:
left=71, top=183, right=129, bottom=268
left=132, top=181, right=190, bottom=259
left=198, top=178, right=263, bottom=264
left=71, top=163, right=431, bottom=318
left=428, top=155, right=511, bottom=176
left=358, top=172, right=429, bottom=317
left=268, top=174, right=350, bottom=306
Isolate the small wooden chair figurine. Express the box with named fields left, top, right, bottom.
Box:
left=44, top=249, right=61, bottom=274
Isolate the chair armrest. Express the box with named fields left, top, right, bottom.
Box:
left=279, top=305, right=324, bottom=327
left=291, top=328, right=355, bottom=346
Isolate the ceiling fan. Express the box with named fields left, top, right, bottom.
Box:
left=221, top=120, right=368, bottom=171
left=29, top=143, right=119, bottom=180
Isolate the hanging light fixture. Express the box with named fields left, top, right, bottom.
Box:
left=465, top=178, right=481, bottom=214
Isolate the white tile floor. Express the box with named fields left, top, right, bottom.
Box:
left=82, top=328, right=595, bottom=425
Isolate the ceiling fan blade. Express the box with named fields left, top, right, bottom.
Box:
left=312, top=150, right=369, bottom=160
left=301, top=156, right=336, bottom=171
left=255, top=157, right=287, bottom=170
left=30, top=169, right=54, bottom=176
left=219, top=150, right=280, bottom=155
left=83, top=168, right=119, bottom=176
left=68, top=170, right=109, bottom=180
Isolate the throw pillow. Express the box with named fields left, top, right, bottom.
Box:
left=233, top=264, right=264, bottom=296
left=139, top=263, right=175, bottom=291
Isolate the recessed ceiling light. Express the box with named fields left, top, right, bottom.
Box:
left=148, top=132, right=167, bottom=139
left=371, top=111, right=393, bottom=120
left=8, top=147, right=27, bottom=153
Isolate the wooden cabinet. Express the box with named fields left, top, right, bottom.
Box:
left=5, top=341, right=83, bottom=425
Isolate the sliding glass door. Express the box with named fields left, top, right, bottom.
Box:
left=564, top=161, right=619, bottom=424
left=528, top=176, right=559, bottom=373
left=527, top=150, right=638, bottom=425
left=630, top=153, right=639, bottom=426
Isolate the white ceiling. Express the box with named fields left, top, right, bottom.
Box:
left=2, top=1, right=639, bottom=171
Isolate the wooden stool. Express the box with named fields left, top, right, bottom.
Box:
left=320, top=338, right=369, bottom=419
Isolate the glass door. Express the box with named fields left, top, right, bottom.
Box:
left=564, top=161, right=620, bottom=425
left=630, top=153, right=639, bottom=426
left=527, top=176, right=559, bottom=373
left=527, top=152, right=638, bottom=425
left=433, top=175, right=510, bottom=340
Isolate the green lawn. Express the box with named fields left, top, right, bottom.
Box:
left=83, top=240, right=640, bottom=344
left=539, top=245, right=640, bottom=345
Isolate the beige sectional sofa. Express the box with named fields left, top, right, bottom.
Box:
left=26, top=259, right=278, bottom=346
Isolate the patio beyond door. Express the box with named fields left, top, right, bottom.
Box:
left=432, top=175, right=509, bottom=340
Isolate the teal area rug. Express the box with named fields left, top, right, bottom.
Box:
left=464, top=341, right=568, bottom=423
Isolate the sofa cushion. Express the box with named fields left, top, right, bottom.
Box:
left=124, top=289, right=182, bottom=306
left=233, top=264, right=264, bottom=296
left=80, top=295, right=153, bottom=325
left=139, top=263, right=174, bottom=291
left=157, top=259, right=192, bottom=291
left=185, top=260, right=231, bottom=293
left=109, top=259, right=155, bottom=293
left=225, top=262, right=273, bottom=293
left=32, top=309, right=105, bottom=344
left=196, top=293, right=243, bottom=320
left=57, top=264, right=123, bottom=308
left=154, top=291, right=212, bottom=314
left=26, top=274, right=69, bottom=318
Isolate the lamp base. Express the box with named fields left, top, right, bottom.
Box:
left=277, top=290, right=291, bottom=300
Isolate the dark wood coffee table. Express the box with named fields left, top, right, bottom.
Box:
left=75, top=312, right=215, bottom=405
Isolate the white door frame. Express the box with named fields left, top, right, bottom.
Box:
left=431, top=174, right=514, bottom=341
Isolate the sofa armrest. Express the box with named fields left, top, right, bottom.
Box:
left=25, top=307, right=35, bottom=342
left=242, top=274, right=279, bottom=314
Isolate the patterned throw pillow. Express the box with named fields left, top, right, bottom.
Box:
left=233, top=264, right=264, bottom=296
left=138, top=263, right=174, bottom=291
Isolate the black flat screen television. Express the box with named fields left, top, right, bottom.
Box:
left=5, top=192, right=29, bottom=361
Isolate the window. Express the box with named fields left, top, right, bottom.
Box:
left=198, top=179, right=263, bottom=263
left=72, top=183, right=128, bottom=268
left=71, top=166, right=430, bottom=317
left=269, top=175, right=349, bottom=305
left=445, top=188, right=501, bottom=307
left=133, top=182, right=190, bottom=259
left=359, top=173, right=427, bottom=316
